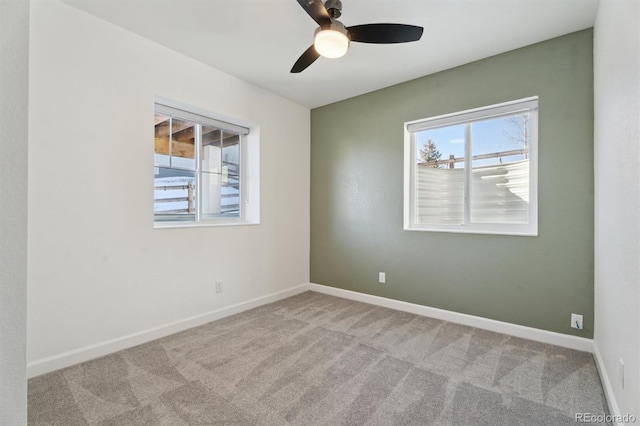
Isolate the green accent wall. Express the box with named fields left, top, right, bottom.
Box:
left=310, top=30, right=594, bottom=337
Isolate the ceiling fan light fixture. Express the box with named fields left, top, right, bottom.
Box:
left=291, top=0, right=424, bottom=73
left=314, top=24, right=349, bottom=58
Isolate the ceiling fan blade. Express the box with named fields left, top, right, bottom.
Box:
left=291, top=45, right=321, bottom=73
left=347, top=24, right=424, bottom=44
left=296, top=0, right=332, bottom=28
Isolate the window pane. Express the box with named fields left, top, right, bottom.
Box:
left=222, top=132, right=240, bottom=217
left=222, top=131, right=240, bottom=179
left=154, top=114, right=170, bottom=167
left=170, top=119, right=196, bottom=170
left=200, top=128, right=241, bottom=220
left=405, top=97, right=537, bottom=235
left=154, top=168, right=196, bottom=221
left=415, top=125, right=465, bottom=224
left=201, top=170, right=240, bottom=219
left=202, top=125, right=221, bottom=173
left=154, top=102, right=249, bottom=226
left=470, top=114, right=530, bottom=224
left=201, top=170, right=221, bottom=217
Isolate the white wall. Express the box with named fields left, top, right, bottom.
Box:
left=28, top=0, right=310, bottom=373
left=594, top=0, right=640, bottom=420
left=0, top=0, right=29, bottom=422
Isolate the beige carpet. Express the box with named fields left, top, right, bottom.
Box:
left=28, top=291, right=610, bottom=425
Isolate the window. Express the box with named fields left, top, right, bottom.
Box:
left=404, top=97, right=538, bottom=235
left=154, top=101, right=256, bottom=227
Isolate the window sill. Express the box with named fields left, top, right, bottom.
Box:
left=403, top=225, right=537, bottom=237
left=154, top=220, right=259, bottom=229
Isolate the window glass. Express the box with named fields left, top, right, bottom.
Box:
left=470, top=114, right=530, bottom=224
left=154, top=103, right=249, bottom=226
left=170, top=119, right=196, bottom=170
left=405, top=98, right=538, bottom=235
left=154, top=114, right=171, bottom=167
left=222, top=131, right=240, bottom=217
left=154, top=169, right=196, bottom=221
left=415, top=125, right=465, bottom=225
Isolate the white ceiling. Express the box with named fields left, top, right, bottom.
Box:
left=59, top=0, right=599, bottom=109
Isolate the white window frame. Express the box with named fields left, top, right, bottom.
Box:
left=403, top=97, right=538, bottom=236
left=154, top=97, right=260, bottom=229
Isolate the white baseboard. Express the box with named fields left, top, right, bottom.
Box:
left=27, top=284, right=310, bottom=378
left=592, top=342, right=623, bottom=426
left=309, top=283, right=593, bottom=352
left=29, top=282, right=595, bottom=378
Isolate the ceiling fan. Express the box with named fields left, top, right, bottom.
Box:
left=291, top=0, right=424, bottom=73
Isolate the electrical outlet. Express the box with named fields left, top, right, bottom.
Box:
left=570, top=313, right=583, bottom=329
left=215, top=280, right=223, bottom=293
left=378, top=272, right=386, bottom=284
left=619, top=358, right=625, bottom=389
